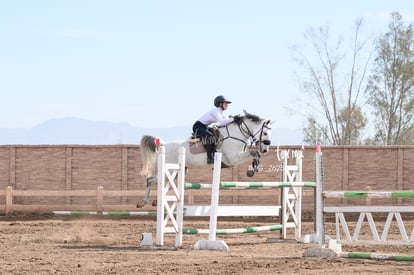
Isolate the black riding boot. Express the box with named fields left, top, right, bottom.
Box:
left=204, top=143, right=216, bottom=164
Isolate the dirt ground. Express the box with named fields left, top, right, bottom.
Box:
left=1, top=214, right=414, bottom=274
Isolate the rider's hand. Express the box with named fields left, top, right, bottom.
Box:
left=211, top=123, right=219, bottom=130
left=233, top=115, right=242, bottom=123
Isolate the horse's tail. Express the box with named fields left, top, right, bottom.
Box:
left=139, top=135, right=158, bottom=177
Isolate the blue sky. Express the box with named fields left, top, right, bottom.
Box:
left=0, top=1, right=412, bottom=132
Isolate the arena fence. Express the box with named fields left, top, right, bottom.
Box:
left=0, top=186, right=279, bottom=215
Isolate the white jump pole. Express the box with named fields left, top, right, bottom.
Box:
left=314, top=144, right=324, bottom=246
left=300, top=145, right=324, bottom=245
left=194, top=152, right=229, bottom=251
left=208, top=152, right=222, bottom=241
left=156, top=146, right=166, bottom=246
left=175, top=147, right=186, bottom=247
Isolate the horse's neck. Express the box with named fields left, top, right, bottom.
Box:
left=223, top=120, right=259, bottom=141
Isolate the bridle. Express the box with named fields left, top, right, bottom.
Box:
left=252, top=120, right=272, bottom=149
left=219, top=118, right=271, bottom=151
left=218, top=116, right=271, bottom=176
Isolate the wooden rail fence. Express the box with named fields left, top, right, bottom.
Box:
left=0, top=186, right=315, bottom=215
left=0, top=186, right=148, bottom=214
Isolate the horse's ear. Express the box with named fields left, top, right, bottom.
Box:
left=243, top=109, right=249, bottom=116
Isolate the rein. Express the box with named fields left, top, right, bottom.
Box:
left=219, top=119, right=270, bottom=150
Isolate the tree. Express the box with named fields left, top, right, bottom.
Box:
left=337, top=105, right=367, bottom=144
left=365, top=11, right=414, bottom=145
left=291, top=19, right=371, bottom=145
left=302, top=115, right=330, bottom=145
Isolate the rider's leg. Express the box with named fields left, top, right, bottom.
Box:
left=204, top=143, right=216, bottom=164
left=201, top=133, right=216, bottom=164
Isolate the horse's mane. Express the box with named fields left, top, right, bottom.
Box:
left=245, top=113, right=262, bottom=123
left=233, top=112, right=263, bottom=126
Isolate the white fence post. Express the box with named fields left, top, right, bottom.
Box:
left=314, top=145, right=324, bottom=246
left=194, top=152, right=229, bottom=251
left=155, top=145, right=186, bottom=247
left=156, top=146, right=166, bottom=246
left=207, top=152, right=222, bottom=242
left=175, top=147, right=186, bottom=247
left=280, top=149, right=303, bottom=240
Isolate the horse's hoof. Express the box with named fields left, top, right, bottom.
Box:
left=136, top=201, right=146, bottom=208
left=152, top=200, right=157, bottom=207
left=252, top=159, right=260, bottom=172
left=247, top=169, right=255, bottom=177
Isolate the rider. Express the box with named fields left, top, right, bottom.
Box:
left=192, top=95, right=235, bottom=164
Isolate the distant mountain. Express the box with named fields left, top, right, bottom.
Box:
left=0, top=117, right=303, bottom=145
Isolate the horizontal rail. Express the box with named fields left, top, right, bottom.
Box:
left=324, top=206, right=414, bottom=213
left=324, top=190, right=414, bottom=198
left=0, top=186, right=153, bottom=214
left=0, top=204, right=157, bottom=213
left=183, top=224, right=283, bottom=235
left=185, top=181, right=316, bottom=189
left=339, top=251, right=414, bottom=261
left=52, top=211, right=157, bottom=216
left=184, top=205, right=281, bottom=217
left=10, top=190, right=143, bottom=197
left=0, top=186, right=295, bottom=215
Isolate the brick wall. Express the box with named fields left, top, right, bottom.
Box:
left=1, top=145, right=414, bottom=211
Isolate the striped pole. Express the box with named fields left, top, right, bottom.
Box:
left=183, top=224, right=282, bottom=235
left=340, top=251, right=414, bottom=261
left=103, top=211, right=157, bottom=216
left=185, top=182, right=316, bottom=189
left=324, top=191, right=414, bottom=198
left=52, top=211, right=157, bottom=216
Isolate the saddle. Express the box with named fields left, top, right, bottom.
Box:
left=188, top=127, right=223, bottom=154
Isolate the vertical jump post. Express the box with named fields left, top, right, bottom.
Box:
left=155, top=145, right=186, bottom=247
left=194, top=152, right=229, bottom=251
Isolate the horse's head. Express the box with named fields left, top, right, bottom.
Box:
left=232, top=110, right=272, bottom=154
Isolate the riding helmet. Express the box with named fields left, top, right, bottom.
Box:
left=214, top=95, right=232, bottom=107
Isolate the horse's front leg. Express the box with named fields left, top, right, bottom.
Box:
left=136, top=176, right=156, bottom=208
left=251, top=151, right=261, bottom=172
left=241, top=151, right=260, bottom=177
left=247, top=151, right=261, bottom=177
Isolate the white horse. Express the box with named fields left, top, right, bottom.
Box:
left=136, top=110, right=272, bottom=208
